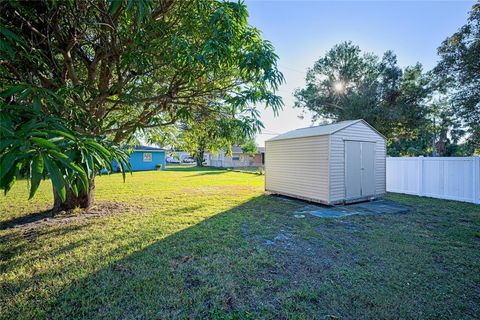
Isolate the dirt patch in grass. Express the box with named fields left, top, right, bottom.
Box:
left=1, top=201, right=141, bottom=231
left=259, top=224, right=359, bottom=282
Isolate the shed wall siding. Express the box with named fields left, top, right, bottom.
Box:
left=265, top=136, right=329, bottom=202
left=329, top=122, right=386, bottom=202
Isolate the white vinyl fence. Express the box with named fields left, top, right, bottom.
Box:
left=386, top=157, right=480, bottom=204
left=209, top=159, right=251, bottom=167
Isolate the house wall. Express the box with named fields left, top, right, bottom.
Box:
left=207, top=152, right=260, bottom=167
left=112, top=151, right=166, bottom=171
left=205, top=152, right=221, bottom=166
left=329, top=122, right=386, bottom=202
left=252, top=153, right=264, bottom=166
left=265, top=135, right=330, bottom=203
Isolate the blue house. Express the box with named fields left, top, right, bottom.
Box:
left=113, top=146, right=166, bottom=172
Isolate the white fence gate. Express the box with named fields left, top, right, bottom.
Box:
left=386, top=157, right=480, bottom=204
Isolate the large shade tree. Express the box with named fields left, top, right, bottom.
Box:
left=434, top=3, right=480, bottom=154
left=0, top=0, right=283, bottom=211
left=294, top=42, right=432, bottom=156
left=159, top=105, right=262, bottom=166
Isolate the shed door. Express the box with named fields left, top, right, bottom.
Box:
left=360, top=142, right=376, bottom=197
left=345, top=141, right=376, bottom=199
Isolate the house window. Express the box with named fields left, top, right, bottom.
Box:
left=232, top=156, right=240, bottom=161
left=143, top=153, right=152, bottom=162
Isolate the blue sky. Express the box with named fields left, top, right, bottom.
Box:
left=246, top=0, right=476, bottom=146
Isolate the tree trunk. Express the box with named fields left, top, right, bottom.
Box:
left=195, top=151, right=204, bottom=167
left=195, top=142, right=206, bottom=167
left=53, top=177, right=95, bottom=213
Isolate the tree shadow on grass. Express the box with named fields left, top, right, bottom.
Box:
left=4, top=194, right=480, bottom=319
left=21, top=196, right=410, bottom=319
left=185, top=171, right=229, bottom=177
left=0, top=209, right=54, bottom=230
left=1, top=200, right=136, bottom=231
left=0, top=220, right=97, bottom=278
left=166, top=165, right=230, bottom=174
left=34, top=195, right=301, bottom=319
left=165, top=165, right=205, bottom=172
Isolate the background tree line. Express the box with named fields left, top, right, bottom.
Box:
left=294, top=3, right=479, bottom=156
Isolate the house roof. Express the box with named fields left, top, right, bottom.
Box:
left=266, top=119, right=385, bottom=142
left=132, top=145, right=165, bottom=152
left=203, top=146, right=264, bottom=154
left=231, top=146, right=243, bottom=153
left=231, top=146, right=265, bottom=154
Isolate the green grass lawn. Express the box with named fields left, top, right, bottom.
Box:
left=1, top=167, right=479, bottom=319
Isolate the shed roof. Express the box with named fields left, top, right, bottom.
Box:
left=267, top=119, right=385, bottom=142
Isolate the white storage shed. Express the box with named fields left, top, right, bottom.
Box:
left=265, top=119, right=386, bottom=205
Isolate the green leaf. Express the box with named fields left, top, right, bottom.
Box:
left=127, top=0, right=135, bottom=11
left=0, top=85, right=29, bottom=97
left=69, top=180, right=79, bottom=197
left=18, top=119, right=38, bottom=136
left=0, top=26, right=25, bottom=44
left=32, top=96, right=42, bottom=112
left=43, top=155, right=66, bottom=202
left=137, top=0, right=145, bottom=22
left=29, top=131, right=49, bottom=138
left=86, top=141, right=111, bottom=158
left=0, top=152, right=17, bottom=182
left=0, top=126, right=15, bottom=137
left=117, top=160, right=126, bottom=182
left=48, top=137, right=65, bottom=143
left=43, top=92, right=60, bottom=112
left=30, top=137, right=58, bottom=150
left=83, top=152, right=95, bottom=178
left=29, top=154, right=44, bottom=199
left=49, top=150, right=89, bottom=192
left=17, top=87, right=32, bottom=102
left=108, top=0, right=122, bottom=15
left=46, top=130, right=75, bottom=140
left=0, top=164, right=18, bottom=194
left=0, top=139, right=16, bottom=152
left=0, top=39, right=14, bottom=59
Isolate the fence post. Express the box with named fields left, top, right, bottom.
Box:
left=474, top=157, right=480, bottom=204
left=418, top=156, right=424, bottom=197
